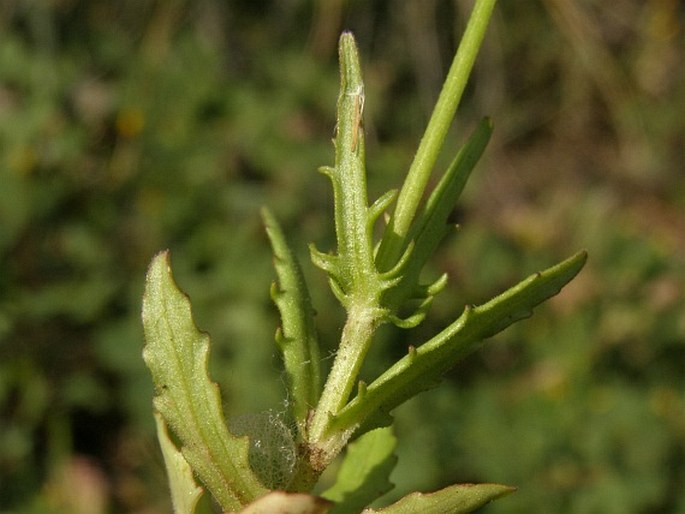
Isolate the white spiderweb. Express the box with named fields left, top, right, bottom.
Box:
left=228, top=410, right=297, bottom=490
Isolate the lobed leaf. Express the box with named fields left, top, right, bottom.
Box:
left=142, top=251, right=267, bottom=511
left=323, top=426, right=398, bottom=514
left=330, top=250, right=588, bottom=434
left=262, top=207, right=321, bottom=435
left=313, top=33, right=384, bottom=305
left=362, top=483, right=515, bottom=514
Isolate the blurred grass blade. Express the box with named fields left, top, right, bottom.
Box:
left=331, top=250, right=588, bottom=434
left=362, top=483, right=515, bottom=514
left=154, top=411, right=204, bottom=514
left=322, top=426, right=397, bottom=514
left=142, top=251, right=267, bottom=512
left=262, top=208, right=322, bottom=435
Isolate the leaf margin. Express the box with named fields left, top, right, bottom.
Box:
left=362, top=482, right=516, bottom=514
left=142, top=250, right=267, bottom=511
left=331, top=250, right=588, bottom=435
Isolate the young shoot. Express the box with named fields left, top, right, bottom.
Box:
left=141, top=1, right=586, bottom=512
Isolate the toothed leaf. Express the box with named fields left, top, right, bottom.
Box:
left=142, top=251, right=267, bottom=511
left=332, top=251, right=587, bottom=434
left=362, top=483, right=515, bottom=514
left=262, top=208, right=322, bottom=435
left=315, top=33, right=384, bottom=304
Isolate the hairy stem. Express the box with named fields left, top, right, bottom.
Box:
left=309, top=301, right=381, bottom=452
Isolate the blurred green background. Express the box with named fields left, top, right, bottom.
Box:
left=1, top=1, right=684, bottom=512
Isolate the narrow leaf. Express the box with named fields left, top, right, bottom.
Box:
left=142, top=251, right=267, bottom=511
left=154, top=411, right=204, bottom=514
left=262, top=208, right=322, bottom=434
left=400, top=118, right=492, bottom=286
left=376, top=0, right=498, bottom=269
left=362, top=483, right=515, bottom=514
left=323, top=427, right=398, bottom=514
left=316, top=32, right=382, bottom=302
left=382, top=118, right=492, bottom=319
left=331, top=250, right=588, bottom=434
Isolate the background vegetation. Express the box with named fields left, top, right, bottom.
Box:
left=1, top=1, right=683, bottom=512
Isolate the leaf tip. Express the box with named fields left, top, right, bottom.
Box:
left=358, top=380, right=368, bottom=398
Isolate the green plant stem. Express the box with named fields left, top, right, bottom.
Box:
left=309, top=301, right=380, bottom=454
left=376, top=0, right=497, bottom=270
left=305, top=32, right=392, bottom=477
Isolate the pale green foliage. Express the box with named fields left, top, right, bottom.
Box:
left=154, top=412, right=204, bottom=514
left=329, top=251, right=587, bottom=435
left=362, top=483, right=516, bottom=514
left=262, top=207, right=321, bottom=437
left=141, top=0, right=587, bottom=512
left=142, top=251, right=266, bottom=511
left=323, top=427, right=398, bottom=513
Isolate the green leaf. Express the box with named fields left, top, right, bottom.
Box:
left=236, top=491, right=333, bottom=514
left=142, top=251, right=267, bottom=512
left=307, top=33, right=393, bottom=457
left=362, top=483, right=515, bottom=514
left=322, top=426, right=398, bottom=514
left=154, top=411, right=204, bottom=514
left=310, top=32, right=384, bottom=305
left=375, top=0, right=498, bottom=270
left=381, top=117, right=493, bottom=324
left=262, top=207, right=322, bottom=434
left=330, top=250, right=588, bottom=434
left=401, top=118, right=492, bottom=283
